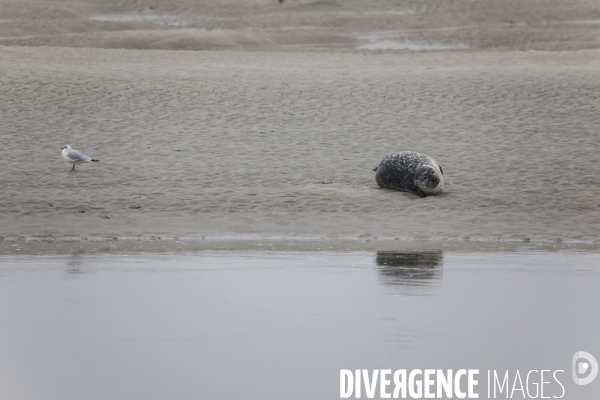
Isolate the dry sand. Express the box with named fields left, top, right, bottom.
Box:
left=1, top=46, right=599, bottom=245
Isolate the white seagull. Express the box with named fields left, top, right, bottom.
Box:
left=61, top=145, right=100, bottom=171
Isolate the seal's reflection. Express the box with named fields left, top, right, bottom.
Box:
left=375, top=251, right=443, bottom=295
left=66, top=254, right=85, bottom=278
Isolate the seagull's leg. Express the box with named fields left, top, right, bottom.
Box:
left=71, top=164, right=75, bottom=171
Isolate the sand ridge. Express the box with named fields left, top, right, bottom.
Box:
left=1, top=46, right=599, bottom=243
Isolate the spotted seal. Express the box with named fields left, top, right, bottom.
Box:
left=373, top=152, right=444, bottom=197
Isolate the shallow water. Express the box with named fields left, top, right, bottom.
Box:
left=356, top=39, right=467, bottom=51
left=0, top=251, right=599, bottom=399
left=89, top=14, right=189, bottom=27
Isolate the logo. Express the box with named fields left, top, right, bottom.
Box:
left=572, top=351, right=598, bottom=385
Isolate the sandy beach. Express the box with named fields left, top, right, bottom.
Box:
left=1, top=0, right=599, bottom=246
left=1, top=46, right=599, bottom=245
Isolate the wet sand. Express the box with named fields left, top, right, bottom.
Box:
left=1, top=46, right=599, bottom=244
left=1, top=250, right=599, bottom=400
left=2, top=0, right=600, bottom=52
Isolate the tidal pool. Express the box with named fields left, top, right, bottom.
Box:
left=0, top=250, right=598, bottom=399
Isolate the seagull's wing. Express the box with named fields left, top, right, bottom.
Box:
left=66, top=149, right=92, bottom=162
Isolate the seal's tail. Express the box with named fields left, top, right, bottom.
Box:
left=91, top=159, right=100, bottom=162
left=372, top=166, right=378, bottom=172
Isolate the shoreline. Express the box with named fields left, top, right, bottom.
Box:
left=1, top=235, right=598, bottom=256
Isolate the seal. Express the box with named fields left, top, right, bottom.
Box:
left=373, top=152, right=444, bottom=197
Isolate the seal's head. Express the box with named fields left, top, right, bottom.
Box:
left=415, top=164, right=444, bottom=195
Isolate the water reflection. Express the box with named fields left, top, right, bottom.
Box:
left=1, top=252, right=599, bottom=400
left=375, top=251, right=443, bottom=295
left=66, top=254, right=85, bottom=277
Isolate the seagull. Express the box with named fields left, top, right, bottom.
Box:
left=61, top=145, right=99, bottom=171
